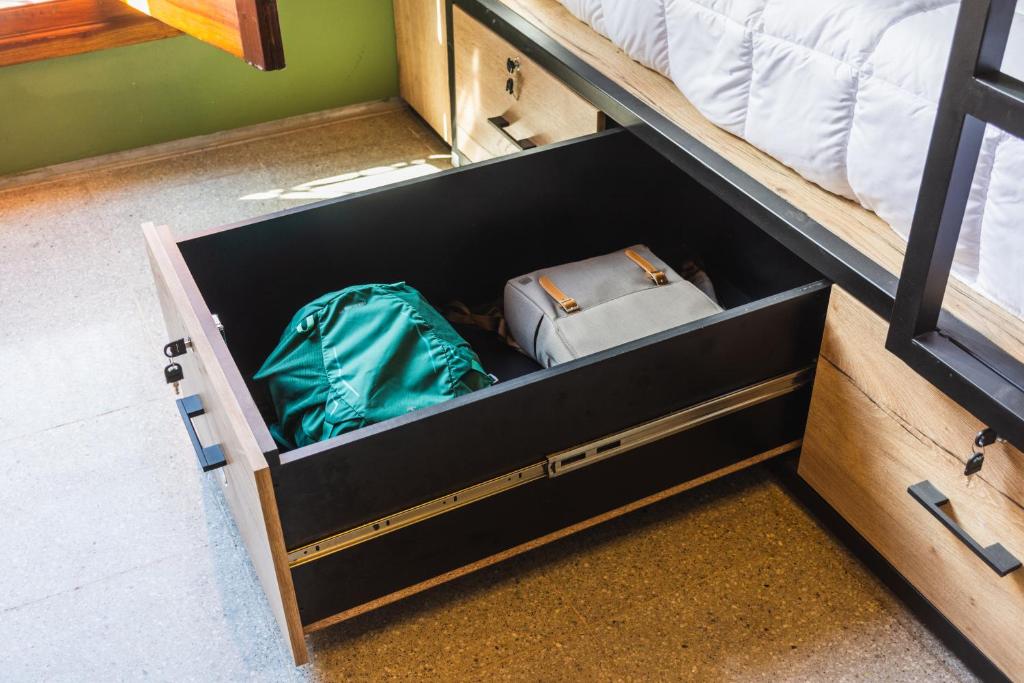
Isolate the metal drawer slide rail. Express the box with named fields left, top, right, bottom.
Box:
left=287, top=367, right=812, bottom=568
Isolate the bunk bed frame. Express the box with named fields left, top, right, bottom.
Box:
left=890, top=0, right=1024, bottom=449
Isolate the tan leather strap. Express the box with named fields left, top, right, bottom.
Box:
left=538, top=275, right=580, bottom=313
left=625, top=248, right=668, bottom=285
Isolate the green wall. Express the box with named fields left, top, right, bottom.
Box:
left=0, top=0, right=398, bottom=176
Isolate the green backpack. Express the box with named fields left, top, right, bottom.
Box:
left=255, top=283, right=494, bottom=450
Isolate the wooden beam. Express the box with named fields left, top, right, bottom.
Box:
left=0, top=0, right=180, bottom=67
left=119, top=0, right=284, bottom=70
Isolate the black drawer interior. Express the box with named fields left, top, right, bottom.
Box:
left=174, top=129, right=828, bottom=548
left=180, top=129, right=818, bottom=425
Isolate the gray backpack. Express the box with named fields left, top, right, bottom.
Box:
left=504, top=245, right=722, bottom=368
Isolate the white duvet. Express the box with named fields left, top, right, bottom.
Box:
left=558, top=0, right=1024, bottom=318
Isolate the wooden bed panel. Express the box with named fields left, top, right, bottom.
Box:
left=818, top=288, right=1024, bottom=507
left=0, top=0, right=181, bottom=67
left=800, top=287, right=1024, bottom=678
left=394, top=0, right=452, bottom=143
left=499, top=0, right=1024, bottom=370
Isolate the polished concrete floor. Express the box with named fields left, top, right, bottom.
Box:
left=0, top=105, right=976, bottom=681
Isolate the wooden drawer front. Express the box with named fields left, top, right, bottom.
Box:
left=453, top=5, right=603, bottom=162
left=800, top=288, right=1024, bottom=678
left=144, top=224, right=307, bottom=665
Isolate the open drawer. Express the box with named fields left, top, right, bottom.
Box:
left=145, top=129, right=830, bottom=664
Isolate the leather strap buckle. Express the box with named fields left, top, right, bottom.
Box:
left=539, top=275, right=580, bottom=313
left=625, top=248, right=668, bottom=285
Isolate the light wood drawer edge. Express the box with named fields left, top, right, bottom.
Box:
left=821, top=287, right=1024, bottom=506
left=799, top=289, right=1024, bottom=677
left=144, top=223, right=308, bottom=665
left=394, top=0, right=451, bottom=144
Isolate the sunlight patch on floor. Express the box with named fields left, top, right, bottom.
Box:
left=240, top=155, right=451, bottom=201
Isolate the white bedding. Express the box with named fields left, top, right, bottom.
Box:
left=558, top=0, right=1024, bottom=318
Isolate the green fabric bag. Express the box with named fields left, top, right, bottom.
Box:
left=255, top=282, right=494, bottom=450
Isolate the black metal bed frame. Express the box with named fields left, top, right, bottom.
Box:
left=889, top=0, right=1024, bottom=450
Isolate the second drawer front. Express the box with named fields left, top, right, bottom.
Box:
left=799, top=288, right=1024, bottom=678
left=453, top=6, right=604, bottom=162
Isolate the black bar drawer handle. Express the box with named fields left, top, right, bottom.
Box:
left=487, top=116, right=537, bottom=152
left=176, top=394, right=227, bottom=472
left=908, top=480, right=1021, bottom=576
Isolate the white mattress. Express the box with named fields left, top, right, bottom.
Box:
left=558, top=0, right=1024, bottom=318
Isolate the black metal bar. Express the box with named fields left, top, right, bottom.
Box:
left=888, top=0, right=1015, bottom=338
left=892, top=113, right=987, bottom=339
left=176, top=394, right=227, bottom=472
left=884, top=0, right=1024, bottom=450
left=487, top=115, right=537, bottom=150
left=908, top=480, right=1022, bottom=576
left=939, top=312, right=1024, bottom=395
left=889, top=0, right=1014, bottom=341
left=901, top=336, right=1024, bottom=450
left=970, top=72, right=1024, bottom=137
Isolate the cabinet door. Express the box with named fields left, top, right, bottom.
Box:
left=393, top=0, right=451, bottom=143
left=119, top=0, right=284, bottom=70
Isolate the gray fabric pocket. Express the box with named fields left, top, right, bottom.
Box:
left=504, top=245, right=724, bottom=368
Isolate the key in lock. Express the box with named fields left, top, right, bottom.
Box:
left=164, top=361, right=183, bottom=395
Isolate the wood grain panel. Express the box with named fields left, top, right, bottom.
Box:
left=0, top=0, right=180, bottom=67
left=394, top=0, right=451, bottom=144
left=144, top=223, right=307, bottom=665
left=820, top=288, right=1024, bottom=507
left=119, top=0, right=283, bottom=70
left=453, top=5, right=603, bottom=162
left=499, top=0, right=1024, bottom=372
left=800, top=288, right=1024, bottom=678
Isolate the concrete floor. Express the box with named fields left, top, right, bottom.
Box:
left=0, top=105, right=977, bottom=681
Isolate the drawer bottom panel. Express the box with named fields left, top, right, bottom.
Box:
left=292, top=388, right=810, bottom=627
